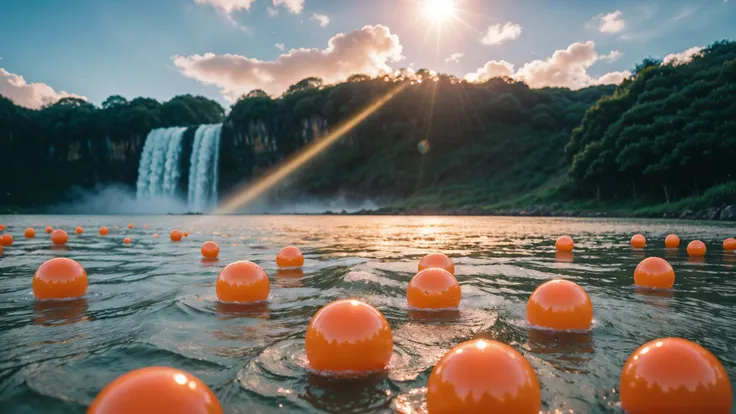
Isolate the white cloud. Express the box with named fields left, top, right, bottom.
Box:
left=173, top=25, right=403, bottom=101
left=0, top=68, right=86, bottom=109
left=592, top=71, right=632, bottom=85
left=599, top=50, right=623, bottom=63
left=599, top=11, right=625, bottom=33
left=464, top=60, right=515, bottom=82
left=275, top=43, right=285, bottom=51
left=481, top=22, right=522, bottom=45
left=662, top=46, right=703, bottom=65
left=267, top=7, right=279, bottom=16
left=311, top=13, right=330, bottom=27
left=194, top=0, right=256, bottom=14
left=272, top=0, right=303, bottom=14
left=445, top=52, right=464, bottom=63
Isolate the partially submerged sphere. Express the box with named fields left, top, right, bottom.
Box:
left=216, top=261, right=269, bottom=303
left=202, top=241, right=220, bottom=258
left=665, top=234, right=680, bottom=248
left=170, top=230, right=183, bottom=242
left=406, top=268, right=461, bottom=309
left=25, top=228, right=36, bottom=239
left=100, top=226, right=109, bottom=236
left=51, top=229, right=68, bottom=245
left=0, top=234, right=13, bottom=247
left=32, top=258, right=88, bottom=300
left=631, top=234, right=647, bottom=248
left=526, top=279, right=593, bottom=330
left=276, top=246, right=304, bottom=268
left=555, top=236, right=574, bottom=253
left=418, top=253, right=455, bottom=275
left=634, top=257, right=675, bottom=289
left=722, top=238, right=735, bottom=251
left=75, top=226, right=83, bottom=235
left=687, top=240, right=706, bottom=257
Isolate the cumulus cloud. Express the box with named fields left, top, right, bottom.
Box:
left=663, top=46, right=703, bottom=65
left=592, top=71, right=632, bottom=85
left=173, top=25, right=403, bottom=100
left=445, top=52, right=464, bottom=63
left=311, top=13, right=330, bottom=27
left=599, top=50, right=623, bottom=63
left=275, top=43, right=285, bottom=51
left=194, top=0, right=256, bottom=13
left=598, top=11, right=625, bottom=33
left=481, top=22, right=522, bottom=45
left=272, top=0, right=303, bottom=14
left=0, top=68, right=86, bottom=109
left=464, top=60, right=515, bottom=82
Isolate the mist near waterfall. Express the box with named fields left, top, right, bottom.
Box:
left=51, top=185, right=190, bottom=215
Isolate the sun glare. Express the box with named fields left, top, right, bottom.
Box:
left=425, top=0, right=456, bottom=23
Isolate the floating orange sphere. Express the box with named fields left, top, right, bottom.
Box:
left=418, top=253, right=455, bottom=275
left=153, top=233, right=160, bottom=238
left=216, top=261, right=269, bottom=303
left=555, top=236, right=574, bottom=253
left=170, top=230, right=183, bottom=242
left=427, top=339, right=541, bottom=414
left=184, top=231, right=189, bottom=237
left=687, top=240, right=706, bottom=257
left=143, top=224, right=149, bottom=229
left=32, top=258, right=88, bottom=300
left=305, top=299, right=393, bottom=374
left=723, top=238, right=736, bottom=251
left=634, top=257, right=675, bottom=289
left=128, top=223, right=134, bottom=229
left=276, top=246, right=304, bottom=268
left=665, top=234, right=680, bottom=248
left=0, top=234, right=13, bottom=246
left=0, top=223, right=4, bottom=231
left=88, top=366, right=224, bottom=414
left=631, top=234, right=646, bottom=248
left=202, top=241, right=220, bottom=258
left=100, top=226, right=109, bottom=236
left=25, top=228, right=36, bottom=239
left=407, top=268, right=461, bottom=309
left=526, top=279, right=593, bottom=330
left=75, top=226, right=83, bottom=235
left=45, top=226, right=53, bottom=234
left=51, top=229, right=68, bottom=245
left=123, top=237, right=132, bottom=244
left=620, top=337, right=732, bottom=414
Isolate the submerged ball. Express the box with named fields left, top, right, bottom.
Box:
left=418, top=253, right=455, bottom=274
left=45, top=226, right=53, bottom=234
left=427, top=339, right=541, bottom=414
left=407, top=268, right=461, bottom=309
left=620, top=338, right=732, bottom=414
left=33, top=258, right=88, bottom=300
left=123, top=238, right=131, bottom=245
left=202, top=241, right=220, bottom=258
left=665, top=234, right=680, bottom=248
left=88, top=366, right=224, bottom=414
left=75, top=226, right=83, bottom=235
left=170, top=230, right=183, bottom=242
left=0, top=234, right=13, bottom=247
left=216, top=261, right=269, bottom=303
left=555, top=236, right=574, bottom=253
left=51, top=229, right=68, bottom=245
left=687, top=240, right=706, bottom=257
left=722, top=238, right=735, bottom=251
left=305, top=299, right=393, bottom=374
left=25, top=228, right=36, bottom=239
left=634, top=257, right=675, bottom=289
left=631, top=234, right=646, bottom=248
left=276, top=246, right=304, bottom=268
left=100, top=226, right=109, bottom=236
left=526, top=279, right=593, bottom=330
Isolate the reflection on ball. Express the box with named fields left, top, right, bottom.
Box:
left=170, top=230, right=183, bottom=242
left=418, top=253, right=455, bottom=275
left=25, top=228, right=36, bottom=239
left=406, top=268, right=461, bottom=309
left=305, top=299, right=393, bottom=375
left=45, top=226, right=53, bottom=234
left=51, top=229, right=68, bottom=245
left=555, top=236, right=574, bottom=252
left=276, top=246, right=304, bottom=268
left=123, top=238, right=131, bottom=244
left=620, top=337, right=732, bottom=414
left=32, top=258, right=88, bottom=300
left=687, top=240, right=706, bottom=257
left=722, top=238, right=736, bottom=251
left=0, top=234, right=13, bottom=246
left=665, top=234, right=680, bottom=248
left=75, top=226, right=83, bottom=235
left=216, top=261, right=269, bottom=303
left=634, top=257, right=675, bottom=289
left=202, top=241, right=220, bottom=258
left=631, top=234, right=646, bottom=248
left=100, top=226, right=109, bottom=236
left=526, top=279, right=593, bottom=330
left=88, top=366, right=224, bottom=414
left=427, top=339, right=541, bottom=414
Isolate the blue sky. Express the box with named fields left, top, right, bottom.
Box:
left=1, top=0, right=734, bottom=109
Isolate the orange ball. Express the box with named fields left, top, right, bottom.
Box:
left=555, top=236, right=574, bottom=252
left=216, top=261, right=269, bottom=303
left=202, top=241, right=220, bottom=258
left=128, top=223, right=134, bottom=229
left=305, top=299, right=393, bottom=374
left=32, top=258, right=88, bottom=300
left=184, top=231, right=189, bottom=237
left=144, top=224, right=149, bottom=229
left=170, top=230, right=183, bottom=242
left=407, top=268, right=461, bottom=309
left=620, top=337, right=732, bottom=414
left=0, top=234, right=13, bottom=246
left=276, top=246, right=304, bottom=268
left=427, top=339, right=541, bottom=414
left=88, top=366, right=223, bottom=414
left=631, top=234, right=646, bottom=248
left=0, top=223, right=4, bottom=231
left=51, top=229, right=68, bottom=245
left=100, top=226, right=109, bottom=236
left=45, top=226, right=53, bottom=234
left=153, top=233, right=160, bottom=238
left=526, top=279, right=593, bottom=330
left=665, top=234, right=680, bottom=248
left=123, top=238, right=132, bottom=244
left=24, top=228, right=36, bottom=239
left=634, top=257, right=675, bottom=289
left=687, top=240, right=706, bottom=257
left=418, top=253, right=455, bottom=274
left=723, top=238, right=736, bottom=251
left=75, top=226, right=83, bottom=235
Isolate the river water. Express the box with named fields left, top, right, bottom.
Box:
left=0, top=215, right=734, bottom=413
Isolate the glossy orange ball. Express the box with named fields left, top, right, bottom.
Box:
left=32, top=258, right=88, bottom=300
left=665, top=234, right=680, bottom=248
left=418, top=253, right=455, bottom=275
left=51, top=229, right=68, bottom=245
left=0, top=234, right=13, bottom=246
left=88, top=366, right=224, bottom=414
left=123, top=238, right=132, bottom=244
left=526, top=279, right=593, bottom=330
left=555, top=236, right=574, bottom=253
left=100, top=226, right=109, bottom=236
left=170, top=230, right=183, bottom=242
left=620, top=338, right=732, bottom=414
left=631, top=234, right=646, bottom=248
left=75, top=226, right=83, bottom=235
left=276, top=246, right=304, bottom=268
left=427, top=339, right=541, bottom=414
left=202, top=241, right=220, bottom=258
left=305, top=299, right=393, bottom=374
left=216, top=261, right=269, bottom=303
left=634, top=257, right=675, bottom=289
left=24, top=228, right=36, bottom=239
left=45, top=226, right=53, bottom=234
left=722, top=238, right=736, bottom=251
left=128, top=223, right=134, bottom=229
left=687, top=240, right=706, bottom=257
left=407, top=268, right=461, bottom=309
left=184, top=231, right=189, bottom=237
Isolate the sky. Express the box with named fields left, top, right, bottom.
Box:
left=1, top=0, right=734, bottom=109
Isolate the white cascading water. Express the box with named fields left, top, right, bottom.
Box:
left=188, top=124, right=223, bottom=213
left=136, top=127, right=187, bottom=199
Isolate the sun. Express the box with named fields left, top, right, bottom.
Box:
left=425, top=0, right=456, bottom=23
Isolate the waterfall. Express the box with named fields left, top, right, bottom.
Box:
left=136, top=127, right=187, bottom=199
left=188, top=124, right=223, bottom=213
